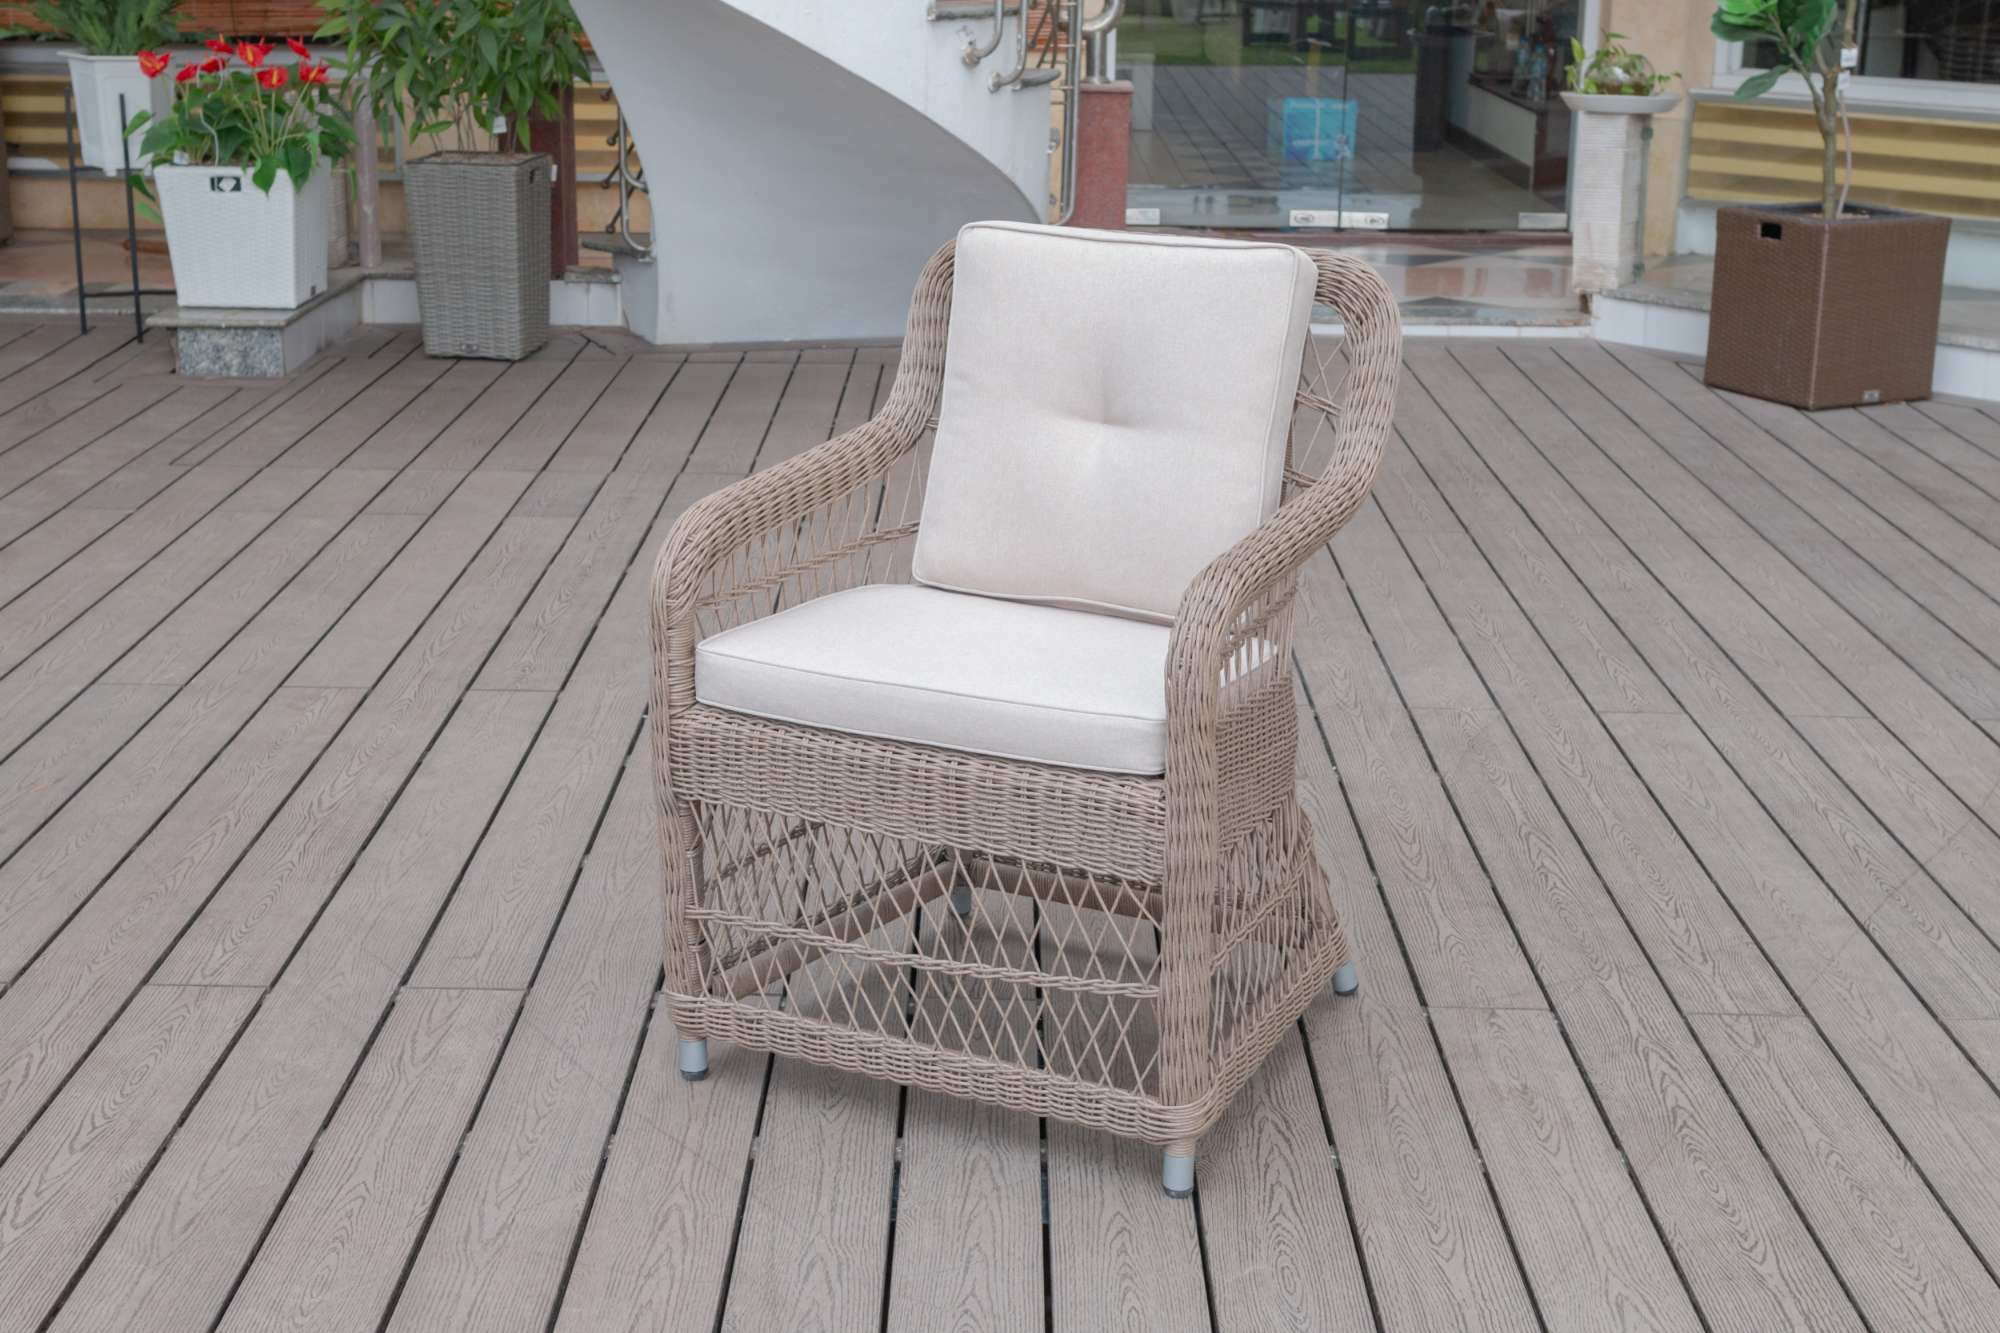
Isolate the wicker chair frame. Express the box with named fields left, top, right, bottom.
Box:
left=648, top=241, right=1401, bottom=1195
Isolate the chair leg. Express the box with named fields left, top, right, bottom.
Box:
left=1162, top=1143, right=1196, bottom=1198
left=1332, top=960, right=1359, bottom=995
left=677, top=1034, right=710, bottom=1082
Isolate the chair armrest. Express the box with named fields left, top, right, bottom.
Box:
left=654, top=410, right=920, bottom=614
left=649, top=402, right=931, bottom=707
left=1165, top=446, right=1380, bottom=737
left=1167, top=246, right=1399, bottom=755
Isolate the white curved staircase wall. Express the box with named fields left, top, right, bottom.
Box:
left=571, top=0, right=1049, bottom=344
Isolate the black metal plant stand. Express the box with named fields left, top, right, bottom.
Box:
left=62, top=85, right=174, bottom=341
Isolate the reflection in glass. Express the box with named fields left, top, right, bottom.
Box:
left=1119, top=1, right=1583, bottom=230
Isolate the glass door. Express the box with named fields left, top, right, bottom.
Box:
left=1117, top=1, right=1584, bottom=230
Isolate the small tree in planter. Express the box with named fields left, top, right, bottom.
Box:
left=1703, top=0, right=1950, bottom=408
left=127, top=40, right=356, bottom=308
left=318, top=0, right=591, bottom=361
left=8, top=0, right=184, bottom=171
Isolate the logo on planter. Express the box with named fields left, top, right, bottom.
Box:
left=209, top=175, right=243, bottom=193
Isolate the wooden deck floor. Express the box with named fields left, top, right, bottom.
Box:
left=4, top=319, right=2000, bottom=1330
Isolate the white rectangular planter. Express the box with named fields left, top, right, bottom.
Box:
left=156, top=165, right=331, bottom=310
left=64, top=52, right=171, bottom=174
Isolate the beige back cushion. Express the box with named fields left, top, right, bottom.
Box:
left=911, top=222, right=1318, bottom=623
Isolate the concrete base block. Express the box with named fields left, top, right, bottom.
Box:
left=152, top=268, right=363, bottom=378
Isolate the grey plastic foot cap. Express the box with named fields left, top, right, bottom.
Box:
left=1162, top=1151, right=1195, bottom=1198
left=1332, top=961, right=1359, bottom=996
left=949, top=884, right=973, bottom=917
left=677, top=1036, right=709, bottom=1082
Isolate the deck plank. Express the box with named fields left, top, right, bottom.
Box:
left=11, top=336, right=2000, bottom=1329
left=553, top=999, right=766, bottom=1333
left=721, top=899, right=907, bottom=1333
left=0, top=513, right=413, bottom=978
left=0, top=984, right=258, bottom=1332
left=1431, top=1008, right=1701, bottom=1331
left=0, top=686, right=359, bottom=1152
left=0, top=462, right=278, bottom=683
left=685, top=356, right=795, bottom=475
left=1294, top=552, right=1544, bottom=1010
left=157, top=515, right=570, bottom=988
left=479, top=357, right=622, bottom=473
left=545, top=354, right=683, bottom=473
left=215, top=988, right=518, bottom=1333
left=1414, top=347, right=2000, bottom=1025
left=410, top=474, right=730, bottom=988
left=885, top=892, right=1045, bottom=1333
left=44, top=690, right=549, bottom=1332
left=1197, top=1026, right=1375, bottom=1332
left=1693, top=1012, right=2000, bottom=1327
left=1044, top=904, right=1210, bottom=1333
left=388, top=759, right=661, bottom=1331
left=1613, top=712, right=2000, bottom=1281
left=614, top=358, right=737, bottom=476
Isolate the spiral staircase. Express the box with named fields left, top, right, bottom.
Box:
left=569, top=0, right=1064, bottom=344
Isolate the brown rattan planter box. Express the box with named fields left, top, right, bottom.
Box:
left=404, top=152, right=551, bottom=361
left=1704, top=204, right=1950, bottom=411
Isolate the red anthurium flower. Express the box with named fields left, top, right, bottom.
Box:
left=137, top=50, right=170, bottom=79
left=256, top=65, right=289, bottom=90
left=175, top=65, right=199, bottom=84
left=198, top=56, right=227, bottom=74
left=205, top=37, right=232, bottom=55
left=236, top=40, right=273, bottom=67
left=286, top=37, right=311, bottom=60
left=298, top=62, right=330, bottom=85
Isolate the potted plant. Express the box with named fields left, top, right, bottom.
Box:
left=318, top=0, right=590, bottom=360
left=1703, top=0, right=1950, bottom=409
left=1559, top=35, right=1680, bottom=293
left=10, top=0, right=183, bottom=172
left=128, top=39, right=356, bottom=308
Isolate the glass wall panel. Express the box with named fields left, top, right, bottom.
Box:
left=1119, top=1, right=1584, bottom=230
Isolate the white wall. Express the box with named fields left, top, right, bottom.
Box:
left=572, top=0, right=1046, bottom=344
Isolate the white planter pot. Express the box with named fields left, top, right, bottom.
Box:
left=63, top=52, right=172, bottom=174
left=1558, top=91, right=1684, bottom=116
left=1558, top=92, right=1685, bottom=295
left=156, top=165, right=331, bottom=309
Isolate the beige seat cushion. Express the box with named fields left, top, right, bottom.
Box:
left=912, top=221, right=1317, bottom=623
left=694, top=584, right=1172, bottom=775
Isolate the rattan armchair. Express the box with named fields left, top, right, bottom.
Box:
left=649, top=223, right=1400, bottom=1196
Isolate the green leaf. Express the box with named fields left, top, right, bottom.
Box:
left=1734, top=68, right=1783, bottom=100
left=1711, top=16, right=1771, bottom=42
left=251, top=155, right=279, bottom=193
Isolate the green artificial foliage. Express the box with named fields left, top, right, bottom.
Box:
left=6, top=0, right=182, bottom=55
left=317, top=0, right=592, bottom=154
left=1565, top=33, right=1678, bottom=96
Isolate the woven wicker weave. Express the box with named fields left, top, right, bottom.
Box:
left=649, top=241, right=1401, bottom=1178
left=404, top=152, right=551, bottom=361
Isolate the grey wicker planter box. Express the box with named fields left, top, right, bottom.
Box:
left=404, top=151, right=551, bottom=361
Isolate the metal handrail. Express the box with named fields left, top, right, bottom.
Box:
left=599, top=92, right=651, bottom=258
left=1053, top=0, right=1087, bottom=221
left=962, top=0, right=1007, bottom=66
left=1083, top=0, right=1123, bottom=83
left=988, top=0, right=1033, bottom=89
